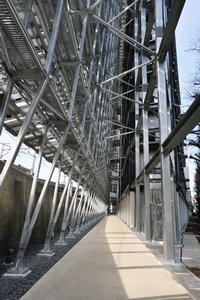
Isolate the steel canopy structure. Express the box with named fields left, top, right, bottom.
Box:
left=0, top=0, right=198, bottom=277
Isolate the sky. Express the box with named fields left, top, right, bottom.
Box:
left=176, top=0, right=200, bottom=194
left=0, top=0, right=200, bottom=191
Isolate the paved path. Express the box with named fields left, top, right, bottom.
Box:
left=183, top=232, right=200, bottom=269
left=21, top=216, right=192, bottom=300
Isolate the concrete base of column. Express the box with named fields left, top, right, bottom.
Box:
left=74, top=225, right=81, bottom=234
left=3, top=262, right=14, bottom=266
left=80, top=223, right=85, bottom=231
left=66, top=228, right=76, bottom=239
left=3, top=267, right=31, bottom=278
left=55, top=241, right=68, bottom=246
left=37, top=251, right=55, bottom=257
left=55, top=232, right=68, bottom=245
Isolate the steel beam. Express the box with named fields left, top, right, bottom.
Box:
left=108, top=1, right=138, bottom=24
left=92, top=14, right=155, bottom=56
left=99, top=59, right=154, bottom=87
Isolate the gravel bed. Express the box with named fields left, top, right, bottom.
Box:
left=0, top=221, right=99, bottom=300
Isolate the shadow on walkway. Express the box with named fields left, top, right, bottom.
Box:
left=21, top=216, right=193, bottom=300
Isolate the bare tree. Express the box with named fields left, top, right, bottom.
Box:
left=187, top=32, right=200, bottom=97
left=194, top=162, right=200, bottom=217
left=187, top=32, right=200, bottom=217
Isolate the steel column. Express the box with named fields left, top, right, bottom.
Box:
left=141, top=3, right=151, bottom=241
left=155, top=0, right=175, bottom=263
left=134, top=6, right=141, bottom=232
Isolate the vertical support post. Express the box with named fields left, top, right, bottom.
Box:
left=143, top=106, right=151, bottom=240
left=135, top=180, right=140, bottom=231
left=127, top=194, right=130, bottom=226
left=125, top=196, right=127, bottom=223
left=144, top=172, right=150, bottom=240
left=122, top=198, right=125, bottom=222
left=171, top=173, right=178, bottom=245
left=175, top=191, right=181, bottom=236
left=134, top=4, right=140, bottom=232
left=155, top=0, right=175, bottom=263
left=0, top=77, right=14, bottom=135
left=141, top=2, right=151, bottom=241
left=160, top=149, right=175, bottom=262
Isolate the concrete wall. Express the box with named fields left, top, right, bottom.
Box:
left=118, top=194, right=132, bottom=226
left=177, top=192, right=189, bottom=231
left=118, top=188, right=189, bottom=243
left=0, top=160, right=64, bottom=257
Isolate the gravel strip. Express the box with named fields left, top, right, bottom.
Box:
left=0, top=221, right=100, bottom=300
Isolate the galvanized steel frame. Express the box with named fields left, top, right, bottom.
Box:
left=0, top=0, right=198, bottom=274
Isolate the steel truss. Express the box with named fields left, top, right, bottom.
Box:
left=0, top=0, right=198, bottom=276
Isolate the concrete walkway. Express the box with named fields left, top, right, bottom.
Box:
left=182, top=232, right=200, bottom=269
left=21, top=216, right=193, bottom=300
